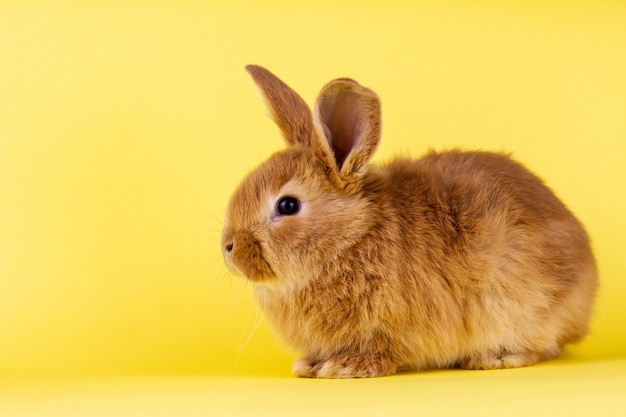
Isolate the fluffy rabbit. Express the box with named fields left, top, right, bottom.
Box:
left=221, top=65, right=598, bottom=378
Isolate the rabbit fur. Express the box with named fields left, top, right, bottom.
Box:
left=221, top=65, right=598, bottom=378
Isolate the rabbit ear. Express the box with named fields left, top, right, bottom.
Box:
left=313, top=78, right=381, bottom=182
left=245, top=65, right=313, bottom=147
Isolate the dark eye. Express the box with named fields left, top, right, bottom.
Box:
left=277, top=196, right=300, bottom=216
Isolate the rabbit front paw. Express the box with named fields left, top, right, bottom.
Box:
left=293, top=354, right=396, bottom=379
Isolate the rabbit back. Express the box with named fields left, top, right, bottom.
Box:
left=366, top=149, right=598, bottom=369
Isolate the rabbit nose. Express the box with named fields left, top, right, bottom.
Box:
left=225, top=242, right=234, bottom=253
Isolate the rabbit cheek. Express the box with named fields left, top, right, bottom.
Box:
left=229, top=232, right=274, bottom=282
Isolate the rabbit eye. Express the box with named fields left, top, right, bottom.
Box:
left=277, top=196, right=300, bottom=216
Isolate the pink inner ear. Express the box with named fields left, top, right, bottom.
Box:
left=321, top=91, right=365, bottom=169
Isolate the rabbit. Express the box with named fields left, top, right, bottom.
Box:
left=221, top=65, right=598, bottom=378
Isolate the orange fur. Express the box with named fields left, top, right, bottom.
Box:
left=221, top=65, right=598, bottom=378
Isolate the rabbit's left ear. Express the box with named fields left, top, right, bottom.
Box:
left=313, top=78, right=381, bottom=183
left=245, top=65, right=313, bottom=147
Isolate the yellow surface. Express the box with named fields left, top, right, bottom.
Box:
left=1, top=0, right=625, bottom=414
left=2, top=359, right=626, bottom=417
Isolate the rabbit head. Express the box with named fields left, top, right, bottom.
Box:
left=222, top=65, right=381, bottom=288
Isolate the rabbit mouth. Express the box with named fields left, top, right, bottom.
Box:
left=240, top=257, right=275, bottom=283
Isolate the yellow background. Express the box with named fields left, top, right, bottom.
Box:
left=1, top=0, right=625, bottom=415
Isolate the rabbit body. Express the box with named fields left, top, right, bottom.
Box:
left=222, top=66, right=598, bottom=378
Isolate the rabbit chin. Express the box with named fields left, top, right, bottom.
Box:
left=225, top=257, right=276, bottom=284
left=234, top=266, right=276, bottom=284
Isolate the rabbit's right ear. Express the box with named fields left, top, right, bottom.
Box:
left=245, top=65, right=313, bottom=147
left=313, top=78, right=381, bottom=185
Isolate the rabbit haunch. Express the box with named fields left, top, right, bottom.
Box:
left=221, top=65, right=598, bottom=378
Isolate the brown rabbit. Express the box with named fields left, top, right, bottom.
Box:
left=221, top=65, right=598, bottom=378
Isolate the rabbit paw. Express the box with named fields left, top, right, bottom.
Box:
left=460, top=349, right=560, bottom=370
left=293, top=355, right=396, bottom=378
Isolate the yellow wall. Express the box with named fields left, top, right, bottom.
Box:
left=1, top=0, right=625, bottom=380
